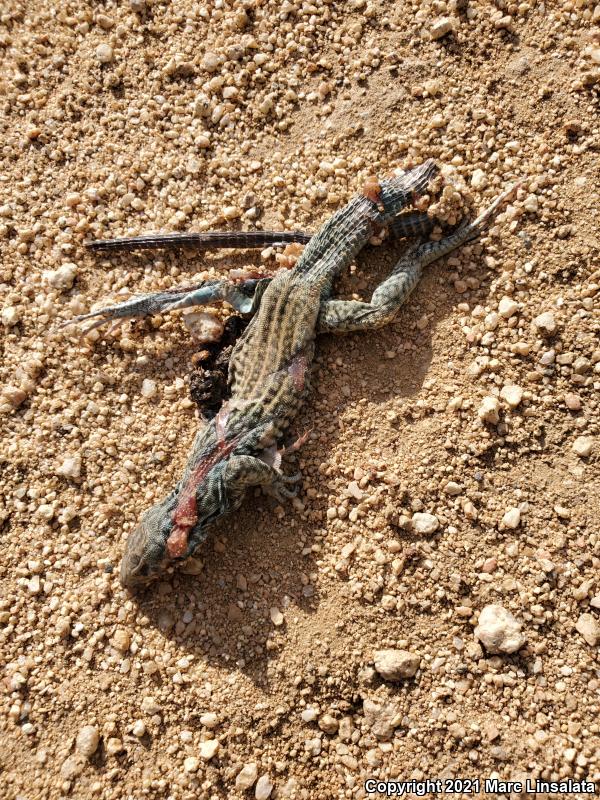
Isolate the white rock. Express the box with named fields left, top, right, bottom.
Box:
left=301, top=707, right=318, bottom=723
left=200, top=712, right=218, bottom=728
left=199, top=739, right=219, bottom=760
left=478, top=396, right=500, bottom=424
left=255, top=774, right=273, bottom=800
left=572, top=436, right=594, bottom=458
left=444, top=481, right=462, bottom=496
left=498, top=296, right=519, bottom=318
left=56, top=455, right=82, bottom=479
left=141, top=379, right=157, bottom=399
left=106, top=737, right=123, bottom=756
left=223, top=205, right=241, bottom=220
left=374, top=649, right=420, bottom=680
left=474, top=604, right=526, bottom=654
left=96, top=43, right=114, bottom=63
left=575, top=613, right=600, bottom=646
left=429, top=17, right=453, bottom=39
left=1, top=306, right=20, bottom=327
left=523, top=194, right=539, bottom=213
left=500, top=385, right=523, bottom=408
left=484, top=311, right=499, bottom=331
left=43, top=263, right=77, bottom=290
left=501, top=507, right=521, bottom=529
left=236, top=762, right=258, bottom=790
left=184, top=756, right=200, bottom=773
left=270, top=607, right=284, bottom=626
left=183, top=311, right=224, bottom=343
left=318, top=713, right=339, bottom=734
left=533, top=311, right=557, bottom=336
left=471, top=169, right=487, bottom=189
left=202, top=51, right=222, bottom=72
left=61, top=755, right=86, bottom=779
left=141, top=696, right=161, bottom=714
left=76, top=725, right=100, bottom=758
left=131, top=720, right=146, bottom=737
left=411, top=512, right=439, bottom=535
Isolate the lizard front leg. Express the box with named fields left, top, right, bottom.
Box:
left=318, top=181, right=520, bottom=334
left=225, top=454, right=302, bottom=505
left=60, top=276, right=268, bottom=335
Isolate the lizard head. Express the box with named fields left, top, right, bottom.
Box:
left=119, top=461, right=230, bottom=590
left=119, top=502, right=174, bottom=589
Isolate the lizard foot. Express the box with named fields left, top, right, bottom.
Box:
left=264, top=482, right=299, bottom=502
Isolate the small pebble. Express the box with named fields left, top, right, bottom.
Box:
left=141, top=379, right=157, bottom=399
left=318, top=714, right=339, bottom=734
left=374, top=649, right=421, bottom=680
left=471, top=169, right=487, bottom=189
left=474, top=604, right=526, bottom=654
left=105, top=737, right=123, bottom=756
left=199, top=712, right=218, bottom=728
left=236, top=762, right=258, bottom=790
left=500, top=385, right=523, bottom=408
left=575, top=613, right=600, bottom=646
left=478, top=396, right=500, bottom=424
left=501, top=507, right=521, bottom=529
left=95, top=44, right=114, bottom=64
left=429, top=17, right=453, bottom=40
left=533, top=311, right=557, bottom=336
left=43, top=263, right=77, bottom=290
left=270, top=607, right=284, bottom=626
left=255, top=774, right=274, bottom=800
left=301, top=707, right=318, bottom=723
left=1, top=306, right=20, bottom=327
left=411, top=512, right=439, bottom=535
left=111, top=628, right=131, bottom=653
left=56, top=455, right=82, bottom=479
left=184, top=756, right=200, bottom=773
left=76, top=726, right=99, bottom=758
left=498, top=296, right=519, bottom=318
left=183, top=311, right=224, bottom=344
left=199, top=739, right=219, bottom=760
left=572, top=436, right=593, bottom=458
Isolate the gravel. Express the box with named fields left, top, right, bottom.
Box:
left=255, top=774, right=274, bottom=800
left=75, top=726, right=100, bottom=758
left=374, top=649, right=421, bottom=681
left=2, top=1, right=599, bottom=797
left=236, top=763, right=258, bottom=790
left=474, top=604, right=527, bottom=654
left=199, top=739, right=219, bottom=760
left=575, top=614, right=600, bottom=647
left=411, top=512, right=440, bottom=535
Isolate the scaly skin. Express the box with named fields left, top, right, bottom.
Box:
left=119, top=160, right=439, bottom=588
left=118, top=165, right=521, bottom=589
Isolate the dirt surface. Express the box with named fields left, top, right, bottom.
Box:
left=1, top=1, right=600, bottom=799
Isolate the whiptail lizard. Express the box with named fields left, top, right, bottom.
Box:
left=66, top=160, right=518, bottom=588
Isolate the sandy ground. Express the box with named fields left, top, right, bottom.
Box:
left=1, top=1, right=600, bottom=799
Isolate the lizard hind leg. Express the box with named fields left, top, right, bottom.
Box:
left=318, top=180, right=521, bottom=334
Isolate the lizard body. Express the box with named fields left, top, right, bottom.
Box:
left=66, top=160, right=519, bottom=588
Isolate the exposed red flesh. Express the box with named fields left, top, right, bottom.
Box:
left=362, top=175, right=382, bottom=204
left=288, top=354, right=308, bottom=392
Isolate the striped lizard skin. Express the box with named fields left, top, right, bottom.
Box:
left=85, top=211, right=434, bottom=252
left=67, top=160, right=519, bottom=588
